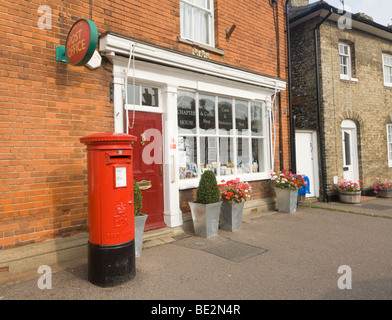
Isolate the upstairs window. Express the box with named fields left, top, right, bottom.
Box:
left=383, top=54, right=392, bottom=87
left=180, top=0, right=215, bottom=46
left=339, top=43, right=352, bottom=79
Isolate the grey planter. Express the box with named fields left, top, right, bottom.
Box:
left=220, top=201, right=244, bottom=232
left=134, top=214, right=148, bottom=258
left=189, top=201, right=222, bottom=238
left=275, top=187, right=298, bottom=213
left=339, top=192, right=361, bottom=204
left=377, top=189, right=392, bottom=198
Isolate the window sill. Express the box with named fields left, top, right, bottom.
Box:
left=384, top=83, right=392, bottom=88
left=177, top=37, right=224, bottom=56
left=340, top=76, right=358, bottom=83
left=178, top=172, right=270, bottom=190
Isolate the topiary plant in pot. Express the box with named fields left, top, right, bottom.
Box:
left=189, top=170, right=222, bottom=238
left=134, top=180, right=148, bottom=257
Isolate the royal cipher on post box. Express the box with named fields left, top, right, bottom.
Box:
left=80, top=133, right=137, bottom=287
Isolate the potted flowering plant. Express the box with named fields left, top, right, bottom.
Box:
left=218, top=178, right=252, bottom=231
left=271, top=171, right=307, bottom=213
left=373, top=177, right=392, bottom=198
left=332, top=179, right=362, bottom=204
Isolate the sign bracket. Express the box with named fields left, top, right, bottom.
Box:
left=56, top=45, right=69, bottom=63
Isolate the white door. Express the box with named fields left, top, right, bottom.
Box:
left=295, top=131, right=319, bottom=197
left=341, top=120, right=359, bottom=182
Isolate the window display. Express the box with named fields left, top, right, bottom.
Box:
left=177, top=90, right=268, bottom=180
left=219, top=137, right=234, bottom=175
left=200, top=136, right=217, bottom=174
left=178, top=136, right=197, bottom=179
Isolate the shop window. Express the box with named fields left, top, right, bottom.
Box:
left=383, top=53, right=392, bottom=87
left=177, top=90, right=268, bottom=181
left=180, top=0, right=214, bottom=46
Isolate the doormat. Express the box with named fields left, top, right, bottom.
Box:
left=175, top=236, right=268, bottom=262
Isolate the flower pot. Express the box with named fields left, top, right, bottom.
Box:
left=377, top=189, right=392, bottom=198
left=189, top=201, right=222, bottom=238
left=339, top=192, right=361, bottom=204
left=275, top=187, right=298, bottom=213
left=220, top=201, right=244, bottom=232
left=134, top=214, right=148, bottom=258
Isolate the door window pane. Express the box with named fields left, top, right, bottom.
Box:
left=200, top=136, right=217, bottom=174
left=218, top=97, right=233, bottom=135
left=142, top=86, right=159, bottom=107
left=344, top=131, right=351, bottom=166
left=178, top=136, right=198, bottom=179
left=127, top=84, right=159, bottom=107
left=199, top=94, right=215, bottom=134
left=235, top=100, right=249, bottom=135
left=127, top=84, right=140, bottom=105
left=219, top=137, right=234, bottom=175
left=251, top=102, right=263, bottom=136
left=237, top=137, right=250, bottom=174
left=178, top=91, right=196, bottom=134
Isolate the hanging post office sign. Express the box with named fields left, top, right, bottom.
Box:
left=65, top=19, right=98, bottom=66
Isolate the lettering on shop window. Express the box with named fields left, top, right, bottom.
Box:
left=218, top=101, right=232, bottom=131
left=177, top=107, right=196, bottom=128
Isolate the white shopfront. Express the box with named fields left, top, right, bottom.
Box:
left=99, top=33, right=286, bottom=229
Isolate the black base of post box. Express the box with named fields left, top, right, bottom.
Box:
left=88, top=240, right=136, bottom=287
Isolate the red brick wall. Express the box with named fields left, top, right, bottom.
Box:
left=0, top=0, right=290, bottom=249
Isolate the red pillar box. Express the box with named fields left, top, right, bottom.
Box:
left=80, top=133, right=137, bottom=287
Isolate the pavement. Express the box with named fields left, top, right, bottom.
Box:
left=1, top=196, right=392, bottom=302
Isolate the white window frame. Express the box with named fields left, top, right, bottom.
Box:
left=125, top=82, right=163, bottom=114
left=177, top=89, right=270, bottom=187
left=180, top=0, right=215, bottom=47
left=339, top=42, right=351, bottom=80
left=383, top=53, right=392, bottom=87
left=387, top=124, right=392, bottom=167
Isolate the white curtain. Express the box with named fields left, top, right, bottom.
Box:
left=180, top=0, right=211, bottom=45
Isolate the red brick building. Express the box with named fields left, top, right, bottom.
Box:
left=0, top=0, right=292, bottom=274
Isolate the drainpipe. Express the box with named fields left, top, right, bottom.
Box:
left=314, top=8, right=333, bottom=202
left=285, top=0, right=296, bottom=173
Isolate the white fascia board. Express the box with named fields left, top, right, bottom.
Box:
left=99, top=33, right=286, bottom=91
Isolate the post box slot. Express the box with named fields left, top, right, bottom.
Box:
left=111, top=155, right=131, bottom=159
left=105, top=152, right=132, bottom=164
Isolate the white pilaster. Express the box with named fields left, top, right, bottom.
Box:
left=162, top=84, right=183, bottom=227
left=112, top=57, right=128, bottom=133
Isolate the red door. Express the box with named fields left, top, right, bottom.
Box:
left=128, top=111, right=165, bottom=230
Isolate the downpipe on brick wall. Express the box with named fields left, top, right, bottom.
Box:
left=285, top=0, right=296, bottom=174
left=314, top=8, right=333, bottom=202
left=285, top=0, right=297, bottom=172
